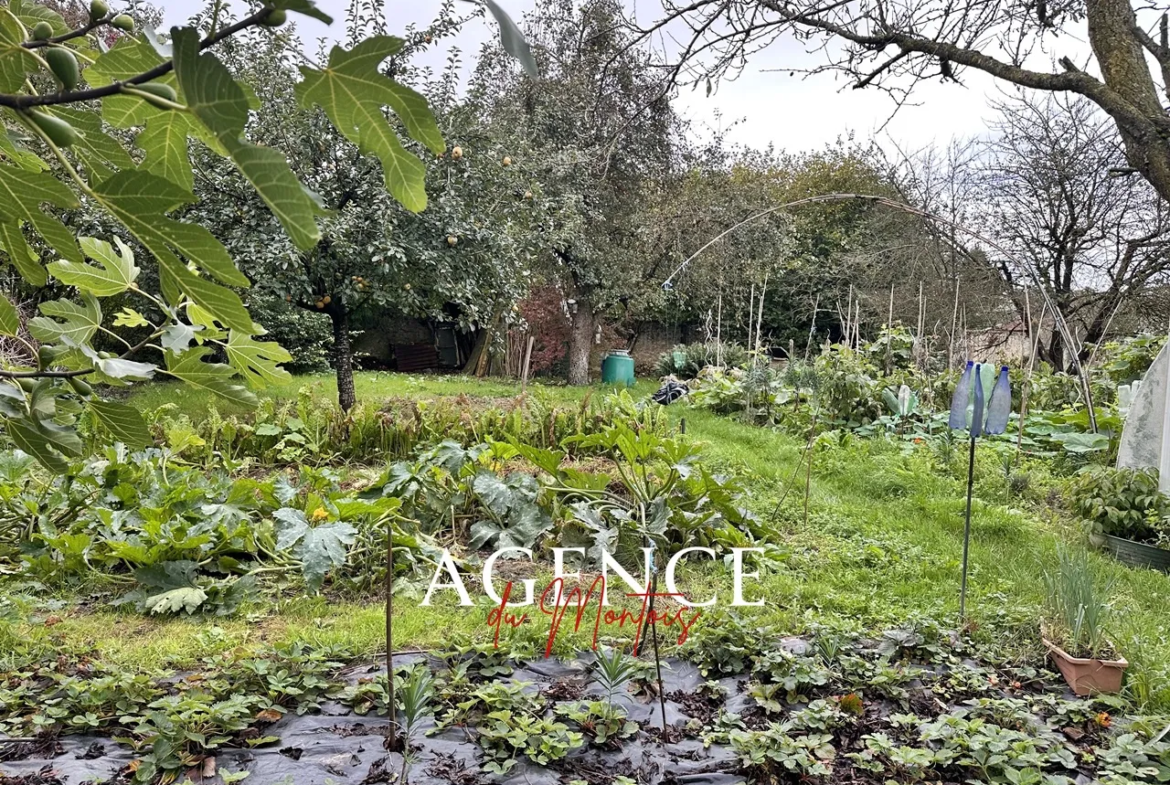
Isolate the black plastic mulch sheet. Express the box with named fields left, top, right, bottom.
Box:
left=0, top=653, right=746, bottom=785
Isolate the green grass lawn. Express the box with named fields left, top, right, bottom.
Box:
left=21, top=372, right=1170, bottom=709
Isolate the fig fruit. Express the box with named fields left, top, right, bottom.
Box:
left=90, top=0, right=109, bottom=20
left=45, top=48, right=79, bottom=90
left=263, top=8, right=287, bottom=26
left=133, top=82, right=179, bottom=109
left=38, top=345, right=61, bottom=368
left=26, top=110, right=77, bottom=147
left=68, top=377, right=93, bottom=396
left=111, top=13, right=134, bottom=31
left=31, top=21, right=53, bottom=40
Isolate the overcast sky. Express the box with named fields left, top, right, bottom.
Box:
left=158, top=0, right=1099, bottom=155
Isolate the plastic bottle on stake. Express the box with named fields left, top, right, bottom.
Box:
left=970, top=364, right=985, bottom=437
left=949, top=361, right=973, bottom=430
left=985, top=366, right=1012, bottom=435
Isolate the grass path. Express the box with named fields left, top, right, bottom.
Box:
left=26, top=373, right=1170, bottom=708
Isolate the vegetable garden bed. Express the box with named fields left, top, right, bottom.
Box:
left=2, top=626, right=1167, bottom=785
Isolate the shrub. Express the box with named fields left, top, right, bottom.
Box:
left=1071, top=466, right=1170, bottom=545
left=863, top=325, right=916, bottom=372
left=813, top=346, right=884, bottom=426
left=1095, top=333, right=1167, bottom=386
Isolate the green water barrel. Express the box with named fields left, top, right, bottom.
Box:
left=601, top=349, right=635, bottom=387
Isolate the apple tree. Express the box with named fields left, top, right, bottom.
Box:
left=191, top=12, right=542, bottom=409
left=469, top=0, right=681, bottom=385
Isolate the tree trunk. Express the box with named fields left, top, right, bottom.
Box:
left=331, top=309, right=356, bottom=412
left=1045, top=330, right=1067, bottom=372
left=1085, top=0, right=1170, bottom=205
left=463, top=329, right=488, bottom=376
left=567, top=298, right=595, bottom=386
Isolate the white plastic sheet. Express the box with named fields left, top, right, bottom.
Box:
left=1117, top=342, right=1170, bottom=490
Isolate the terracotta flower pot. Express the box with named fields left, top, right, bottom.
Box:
left=1043, top=637, right=1127, bottom=696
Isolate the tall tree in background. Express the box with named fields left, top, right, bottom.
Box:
left=471, top=0, right=680, bottom=384
left=194, top=6, right=539, bottom=409
left=641, top=0, right=1170, bottom=207
left=979, top=92, right=1170, bottom=368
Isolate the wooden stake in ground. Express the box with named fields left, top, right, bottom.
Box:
left=716, top=287, right=723, bottom=368
left=885, top=282, right=895, bottom=375
left=747, top=282, right=756, bottom=356
left=756, top=273, right=769, bottom=355
left=805, top=294, right=820, bottom=360
left=521, top=335, right=535, bottom=391
left=384, top=514, right=402, bottom=752
left=853, top=300, right=861, bottom=349
left=1022, top=287, right=1032, bottom=366
left=960, top=433, right=977, bottom=621
left=949, top=277, right=961, bottom=369
left=1016, top=303, right=1048, bottom=463
left=633, top=544, right=669, bottom=737
left=845, top=285, right=854, bottom=347
left=916, top=281, right=925, bottom=371
left=804, top=413, right=817, bottom=528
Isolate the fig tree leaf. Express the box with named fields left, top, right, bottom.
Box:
left=91, top=170, right=253, bottom=330
left=164, top=347, right=257, bottom=407
left=223, top=331, right=292, bottom=387
left=48, top=236, right=139, bottom=296
left=172, top=27, right=323, bottom=251
left=90, top=41, right=227, bottom=170
left=49, top=107, right=136, bottom=183
left=114, top=308, right=149, bottom=328
left=476, top=0, right=538, bottom=78
left=271, top=0, right=333, bottom=24
left=88, top=400, right=151, bottom=447
left=97, top=357, right=156, bottom=380
left=87, top=38, right=168, bottom=125
left=28, top=294, right=101, bottom=345
left=9, top=0, right=68, bottom=36
left=0, top=163, right=83, bottom=272
left=15, top=394, right=83, bottom=458
left=136, top=111, right=196, bottom=191
left=160, top=322, right=196, bottom=355
left=0, top=8, right=41, bottom=93
left=0, top=293, right=18, bottom=336
left=0, top=128, right=48, bottom=172
left=0, top=219, right=44, bottom=286
left=7, top=416, right=69, bottom=473
left=296, top=36, right=443, bottom=212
